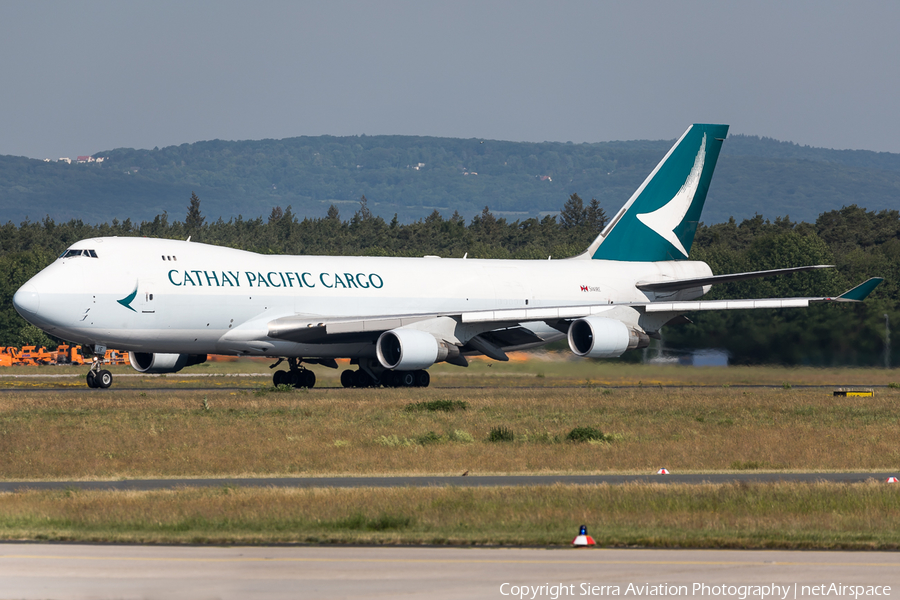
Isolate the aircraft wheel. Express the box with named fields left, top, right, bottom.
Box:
left=303, top=370, right=316, bottom=388
left=398, top=371, right=416, bottom=387
left=381, top=371, right=397, bottom=388
left=415, top=370, right=430, bottom=388
left=273, top=370, right=288, bottom=386
left=96, top=369, right=113, bottom=389
left=86, top=372, right=98, bottom=388
left=353, top=370, right=372, bottom=388
left=390, top=371, right=404, bottom=387
left=341, top=370, right=354, bottom=388
left=292, top=370, right=314, bottom=388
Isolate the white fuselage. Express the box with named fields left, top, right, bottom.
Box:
left=15, top=237, right=712, bottom=358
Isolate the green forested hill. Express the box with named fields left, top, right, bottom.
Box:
left=2, top=133, right=899, bottom=226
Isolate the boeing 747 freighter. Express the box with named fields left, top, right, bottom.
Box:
left=12, top=124, right=882, bottom=389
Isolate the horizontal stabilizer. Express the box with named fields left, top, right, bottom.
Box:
left=833, top=277, right=884, bottom=302
left=636, top=265, right=833, bottom=293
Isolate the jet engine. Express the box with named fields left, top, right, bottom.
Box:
left=567, top=317, right=649, bottom=358
left=129, top=352, right=208, bottom=374
left=376, top=329, right=453, bottom=371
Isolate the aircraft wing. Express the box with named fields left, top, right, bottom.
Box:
left=268, top=302, right=635, bottom=343
left=267, top=277, right=884, bottom=342
left=464, top=277, right=884, bottom=322
left=635, top=265, right=833, bottom=293
left=268, top=313, right=451, bottom=343
left=640, top=276, right=884, bottom=312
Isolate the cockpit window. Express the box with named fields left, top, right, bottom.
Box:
left=60, top=249, right=99, bottom=259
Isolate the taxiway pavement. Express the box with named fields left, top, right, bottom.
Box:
left=1, top=544, right=898, bottom=599
left=1, top=472, right=898, bottom=492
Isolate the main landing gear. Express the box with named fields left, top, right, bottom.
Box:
left=271, top=357, right=316, bottom=389
left=85, top=345, right=113, bottom=389
left=341, top=369, right=430, bottom=388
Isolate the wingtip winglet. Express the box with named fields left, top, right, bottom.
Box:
left=837, top=277, right=884, bottom=302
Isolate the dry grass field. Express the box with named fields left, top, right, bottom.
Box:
left=1, top=370, right=899, bottom=478
left=1, top=358, right=898, bottom=546
left=1, top=482, right=898, bottom=548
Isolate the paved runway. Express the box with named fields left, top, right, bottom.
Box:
left=1, top=544, right=898, bottom=600
left=1, top=472, right=898, bottom=492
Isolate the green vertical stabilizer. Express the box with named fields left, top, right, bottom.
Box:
left=591, top=124, right=728, bottom=262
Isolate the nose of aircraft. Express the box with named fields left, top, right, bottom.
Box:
left=13, top=283, right=41, bottom=319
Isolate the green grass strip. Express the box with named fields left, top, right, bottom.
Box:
left=1, top=482, right=899, bottom=548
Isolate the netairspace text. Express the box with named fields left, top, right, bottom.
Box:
left=498, top=583, right=892, bottom=599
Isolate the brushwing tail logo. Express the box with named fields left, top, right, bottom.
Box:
left=635, top=133, right=707, bottom=257
left=117, top=283, right=138, bottom=312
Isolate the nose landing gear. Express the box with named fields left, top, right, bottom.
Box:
left=85, top=345, right=113, bottom=389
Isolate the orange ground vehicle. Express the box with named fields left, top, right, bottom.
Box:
left=0, top=347, right=17, bottom=367
left=104, top=349, right=130, bottom=366
left=0, top=345, right=129, bottom=367
left=17, top=346, right=54, bottom=366
left=53, top=344, right=86, bottom=365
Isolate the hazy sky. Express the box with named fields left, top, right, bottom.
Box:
left=3, top=1, right=899, bottom=159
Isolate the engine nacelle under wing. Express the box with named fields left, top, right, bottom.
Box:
left=567, top=317, right=649, bottom=358
left=129, top=352, right=208, bottom=374
left=376, top=329, right=450, bottom=371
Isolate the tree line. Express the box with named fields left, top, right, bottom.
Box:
left=1, top=194, right=896, bottom=366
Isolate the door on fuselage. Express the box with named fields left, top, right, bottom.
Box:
left=133, top=279, right=161, bottom=342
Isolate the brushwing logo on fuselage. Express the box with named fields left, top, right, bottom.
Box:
left=635, top=133, right=707, bottom=258
left=117, top=283, right=138, bottom=312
